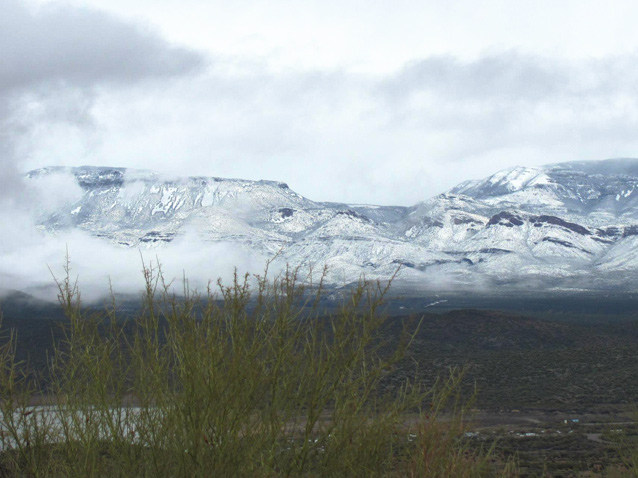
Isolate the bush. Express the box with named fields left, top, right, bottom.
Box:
left=0, top=260, right=512, bottom=477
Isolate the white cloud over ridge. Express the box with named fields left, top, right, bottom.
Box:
left=1, top=228, right=264, bottom=303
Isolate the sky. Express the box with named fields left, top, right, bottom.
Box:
left=4, top=0, right=638, bottom=207
left=4, top=0, right=638, bottom=299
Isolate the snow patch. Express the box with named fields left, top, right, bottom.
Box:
left=488, top=167, right=543, bottom=191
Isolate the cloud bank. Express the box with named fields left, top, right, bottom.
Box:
left=6, top=1, right=638, bottom=207
left=63, top=50, right=638, bottom=206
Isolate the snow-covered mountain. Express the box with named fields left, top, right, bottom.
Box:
left=26, top=159, right=638, bottom=291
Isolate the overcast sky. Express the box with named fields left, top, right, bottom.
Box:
left=6, top=0, right=638, bottom=206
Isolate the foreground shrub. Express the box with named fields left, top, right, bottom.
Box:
left=0, top=261, right=512, bottom=477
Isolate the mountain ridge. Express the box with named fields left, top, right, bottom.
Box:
left=25, top=159, right=638, bottom=291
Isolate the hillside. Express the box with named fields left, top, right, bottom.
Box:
left=24, top=158, right=638, bottom=290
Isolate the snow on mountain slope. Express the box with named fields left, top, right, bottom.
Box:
left=401, top=194, right=492, bottom=248
left=450, top=159, right=638, bottom=224
left=452, top=166, right=551, bottom=196
left=25, top=159, right=638, bottom=290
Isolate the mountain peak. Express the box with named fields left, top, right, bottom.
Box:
left=449, top=165, right=552, bottom=198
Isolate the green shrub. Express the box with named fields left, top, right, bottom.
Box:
left=0, top=260, right=512, bottom=477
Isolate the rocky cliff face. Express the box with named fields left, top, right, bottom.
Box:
left=27, top=158, right=638, bottom=291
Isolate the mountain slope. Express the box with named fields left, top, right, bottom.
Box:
left=26, top=159, right=638, bottom=291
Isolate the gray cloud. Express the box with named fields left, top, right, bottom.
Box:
left=379, top=53, right=574, bottom=103
left=378, top=52, right=638, bottom=121
left=0, top=0, right=204, bottom=92
left=0, top=0, right=205, bottom=205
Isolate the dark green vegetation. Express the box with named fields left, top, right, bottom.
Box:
left=393, top=306, right=638, bottom=477
left=2, top=280, right=638, bottom=476
left=398, top=309, right=638, bottom=408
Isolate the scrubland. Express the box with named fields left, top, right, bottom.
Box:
left=0, top=262, right=515, bottom=477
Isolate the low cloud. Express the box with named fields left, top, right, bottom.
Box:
left=0, top=1, right=215, bottom=301
left=1, top=170, right=269, bottom=302
left=0, top=228, right=268, bottom=303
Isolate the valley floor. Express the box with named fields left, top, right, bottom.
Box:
left=2, top=293, right=638, bottom=476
